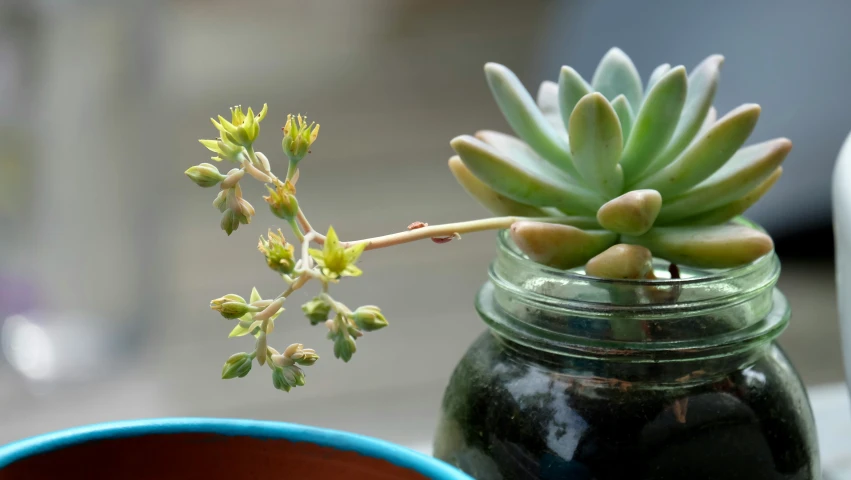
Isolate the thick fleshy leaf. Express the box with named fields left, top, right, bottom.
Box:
left=568, top=93, right=624, bottom=196
left=558, top=66, right=593, bottom=131
left=679, top=167, right=783, bottom=226
left=633, top=104, right=761, bottom=197
left=591, top=47, right=643, bottom=112
left=645, top=63, right=671, bottom=93
left=619, top=66, right=688, bottom=179
left=448, top=156, right=547, bottom=217
left=451, top=135, right=604, bottom=214
left=585, top=244, right=654, bottom=279
left=694, top=106, right=717, bottom=140
left=656, top=138, right=791, bottom=224
left=510, top=221, right=618, bottom=269
left=596, top=189, right=662, bottom=236
left=645, top=55, right=725, bottom=176
left=537, top=80, right=564, bottom=131
left=484, top=63, right=578, bottom=177
left=610, top=95, right=634, bottom=142
left=475, top=130, right=586, bottom=187
left=537, top=80, right=559, bottom=115
left=623, top=224, right=774, bottom=268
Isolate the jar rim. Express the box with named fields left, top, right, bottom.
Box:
left=481, top=219, right=788, bottom=358
left=495, top=217, right=773, bottom=288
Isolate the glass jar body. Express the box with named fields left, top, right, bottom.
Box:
left=434, top=327, right=818, bottom=480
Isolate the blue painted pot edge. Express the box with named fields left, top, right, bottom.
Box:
left=0, top=417, right=471, bottom=479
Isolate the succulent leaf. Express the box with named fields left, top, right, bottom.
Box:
left=645, top=63, right=672, bottom=93
left=448, top=156, right=548, bottom=217
left=451, top=49, right=785, bottom=271
left=596, top=189, right=662, bottom=236
left=591, top=47, right=643, bottom=112
left=619, top=66, right=688, bottom=179
left=474, top=130, right=585, bottom=187
left=622, top=224, right=774, bottom=268
left=510, top=221, right=618, bottom=269
left=634, top=103, right=761, bottom=197
left=568, top=93, right=624, bottom=197
left=451, top=135, right=604, bottom=215
left=645, top=55, right=725, bottom=175
left=678, top=167, right=782, bottom=226
left=585, top=244, right=654, bottom=279
left=694, top=106, right=718, bottom=140
left=558, top=66, right=593, bottom=132
left=610, top=95, right=634, bottom=141
left=536, top=80, right=564, bottom=131
left=484, top=63, right=578, bottom=178
left=657, top=138, right=791, bottom=223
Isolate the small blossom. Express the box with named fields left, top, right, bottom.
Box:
left=263, top=181, right=299, bottom=221
left=282, top=114, right=320, bottom=164
left=211, top=104, right=268, bottom=148
left=258, top=229, right=296, bottom=275
left=309, top=227, right=367, bottom=280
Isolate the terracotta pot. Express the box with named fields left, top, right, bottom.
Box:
left=0, top=418, right=470, bottom=480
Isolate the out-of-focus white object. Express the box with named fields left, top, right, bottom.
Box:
left=833, top=130, right=851, bottom=394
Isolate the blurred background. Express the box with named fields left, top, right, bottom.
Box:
left=0, top=0, right=848, bottom=461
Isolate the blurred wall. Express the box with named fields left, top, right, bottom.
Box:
left=0, top=0, right=845, bottom=444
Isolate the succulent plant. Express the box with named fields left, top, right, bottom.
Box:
left=186, top=50, right=794, bottom=392
left=449, top=48, right=790, bottom=274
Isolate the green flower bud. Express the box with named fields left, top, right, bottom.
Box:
left=258, top=229, right=295, bottom=274
left=280, top=343, right=320, bottom=366
left=221, top=352, right=252, bottom=379
left=351, top=305, right=388, bottom=332
left=282, top=113, right=319, bottom=164
left=220, top=209, right=239, bottom=235
left=220, top=187, right=253, bottom=235
left=210, top=294, right=253, bottom=319
left=333, top=335, right=357, bottom=363
left=185, top=163, right=226, bottom=187
left=272, top=366, right=291, bottom=391
left=263, top=182, right=299, bottom=221
left=295, top=351, right=319, bottom=366
left=302, top=296, right=332, bottom=325
left=291, top=367, right=306, bottom=386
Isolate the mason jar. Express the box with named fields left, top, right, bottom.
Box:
left=433, top=230, right=820, bottom=480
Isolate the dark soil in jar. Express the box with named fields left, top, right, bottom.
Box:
left=434, top=332, right=818, bottom=480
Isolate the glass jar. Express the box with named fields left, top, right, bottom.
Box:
left=433, top=230, right=820, bottom=480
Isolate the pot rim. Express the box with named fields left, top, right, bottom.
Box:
left=0, top=417, right=472, bottom=479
